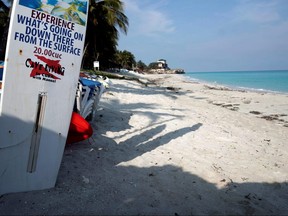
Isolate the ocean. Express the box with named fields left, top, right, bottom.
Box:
left=185, top=70, right=288, bottom=94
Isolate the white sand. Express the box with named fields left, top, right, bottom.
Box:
left=1, top=74, right=288, bottom=215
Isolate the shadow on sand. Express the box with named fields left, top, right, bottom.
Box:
left=0, top=83, right=288, bottom=215
left=0, top=113, right=287, bottom=215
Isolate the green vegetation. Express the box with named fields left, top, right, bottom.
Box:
left=82, top=0, right=129, bottom=70
left=148, top=62, right=159, bottom=69
left=115, top=50, right=136, bottom=70
left=0, top=0, right=10, bottom=59
left=136, top=60, right=148, bottom=71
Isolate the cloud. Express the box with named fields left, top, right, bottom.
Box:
left=227, top=0, right=281, bottom=24
left=214, top=0, right=287, bottom=45
left=122, top=0, right=175, bottom=37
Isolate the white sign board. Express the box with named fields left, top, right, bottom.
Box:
left=93, top=61, right=99, bottom=68
left=0, top=0, right=88, bottom=195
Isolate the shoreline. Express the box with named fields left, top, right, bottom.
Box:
left=183, top=72, right=288, bottom=95
left=1, top=73, right=288, bottom=215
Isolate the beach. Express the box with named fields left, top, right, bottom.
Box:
left=1, top=73, right=288, bottom=215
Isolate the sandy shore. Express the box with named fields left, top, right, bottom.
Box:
left=1, top=74, right=288, bottom=215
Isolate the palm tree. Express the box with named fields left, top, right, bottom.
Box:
left=0, top=0, right=11, bottom=59
left=0, top=1, right=9, bottom=12
left=83, top=0, right=129, bottom=70
left=116, top=50, right=135, bottom=69
left=137, top=60, right=147, bottom=71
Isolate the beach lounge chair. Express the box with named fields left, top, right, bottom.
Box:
left=74, top=77, right=104, bottom=121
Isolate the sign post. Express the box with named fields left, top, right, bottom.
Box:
left=0, top=0, right=88, bottom=195
left=93, top=60, right=99, bottom=71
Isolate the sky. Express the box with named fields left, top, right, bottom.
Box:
left=117, top=0, right=288, bottom=72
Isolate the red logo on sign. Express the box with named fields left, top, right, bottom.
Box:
left=25, top=55, right=65, bottom=81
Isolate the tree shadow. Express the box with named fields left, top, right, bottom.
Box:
left=107, top=123, right=203, bottom=164
left=93, top=97, right=186, bottom=136
left=112, top=82, right=188, bottom=100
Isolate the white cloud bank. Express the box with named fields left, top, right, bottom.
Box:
left=122, top=0, right=175, bottom=37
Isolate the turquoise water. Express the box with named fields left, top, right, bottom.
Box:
left=185, top=70, right=288, bottom=93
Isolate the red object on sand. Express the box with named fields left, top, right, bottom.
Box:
left=66, top=112, right=93, bottom=144
left=79, top=72, right=89, bottom=77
